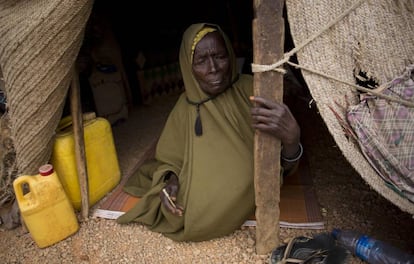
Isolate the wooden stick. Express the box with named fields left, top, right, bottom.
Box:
left=252, top=0, right=284, bottom=255
left=162, top=188, right=177, bottom=209
left=70, top=65, right=89, bottom=220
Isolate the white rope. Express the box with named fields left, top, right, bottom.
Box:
left=287, top=61, right=414, bottom=108
left=250, top=0, right=414, bottom=108
left=251, top=0, right=365, bottom=73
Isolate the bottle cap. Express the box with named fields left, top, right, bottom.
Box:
left=331, top=228, right=340, bottom=239
left=39, top=164, right=54, bottom=176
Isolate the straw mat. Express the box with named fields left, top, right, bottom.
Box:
left=94, top=140, right=325, bottom=229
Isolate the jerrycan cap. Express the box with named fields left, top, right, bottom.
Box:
left=39, top=164, right=54, bottom=176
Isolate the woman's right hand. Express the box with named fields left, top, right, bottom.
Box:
left=160, top=172, right=184, bottom=216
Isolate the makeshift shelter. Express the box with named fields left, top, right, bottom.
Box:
left=0, top=0, right=413, bottom=230
left=284, top=0, right=414, bottom=215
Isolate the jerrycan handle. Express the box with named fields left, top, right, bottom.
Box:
left=13, top=175, right=33, bottom=203
left=57, top=112, right=96, bottom=132
left=13, top=164, right=55, bottom=202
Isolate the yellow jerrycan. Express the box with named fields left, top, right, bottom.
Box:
left=13, top=164, right=79, bottom=248
left=50, top=112, right=121, bottom=210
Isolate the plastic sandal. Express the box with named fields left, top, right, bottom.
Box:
left=269, top=233, right=349, bottom=264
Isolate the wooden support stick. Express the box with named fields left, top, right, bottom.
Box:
left=70, top=65, right=89, bottom=220
left=252, top=0, right=285, bottom=255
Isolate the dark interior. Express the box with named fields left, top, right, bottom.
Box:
left=67, top=0, right=309, bottom=117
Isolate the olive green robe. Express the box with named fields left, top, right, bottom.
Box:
left=117, top=23, right=256, bottom=241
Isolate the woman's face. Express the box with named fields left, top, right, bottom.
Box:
left=192, top=31, right=231, bottom=96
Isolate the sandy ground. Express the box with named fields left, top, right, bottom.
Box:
left=1, top=92, right=413, bottom=263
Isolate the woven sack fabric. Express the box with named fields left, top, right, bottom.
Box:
left=0, top=0, right=93, bottom=175
left=347, top=65, right=414, bottom=203
left=286, top=0, right=414, bottom=214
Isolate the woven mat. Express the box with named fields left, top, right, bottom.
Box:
left=93, top=142, right=324, bottom=229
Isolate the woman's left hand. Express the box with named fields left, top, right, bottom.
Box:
left=250, top=96, right=301, bottom=156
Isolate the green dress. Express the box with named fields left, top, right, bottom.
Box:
left=117, top=23, right=256, bottom=242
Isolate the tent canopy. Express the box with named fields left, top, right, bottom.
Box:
left=0, top=0, right=413, bottom=217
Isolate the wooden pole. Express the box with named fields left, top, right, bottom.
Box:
left=252, top=0, right=284, bottom=254
left=70, top=65, right=89, bottom=220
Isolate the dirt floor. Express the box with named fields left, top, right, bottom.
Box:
left=0, top=91, right=413, bottom=263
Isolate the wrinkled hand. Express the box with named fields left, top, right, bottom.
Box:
left=160, top=172, right=184, bottom=216
left=250, top=96, right=301, bottom=157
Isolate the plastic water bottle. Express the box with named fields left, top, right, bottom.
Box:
left=332, top=228, right=414, bottom=264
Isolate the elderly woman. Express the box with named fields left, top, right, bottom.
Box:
left=116, top=23, right=301, bottom=242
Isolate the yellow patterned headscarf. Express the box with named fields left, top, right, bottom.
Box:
left=191, top=27, right=217, bottom=61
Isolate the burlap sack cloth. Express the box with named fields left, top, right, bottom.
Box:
left=0, top=0, right=93, bottom=220
left=285, top=0, right=414, bottom=214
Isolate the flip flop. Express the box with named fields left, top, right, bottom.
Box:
left=270, top=233, right=349, bottom=264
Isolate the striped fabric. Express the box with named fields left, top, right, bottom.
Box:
left=347, top=65, right=414, bottom=203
